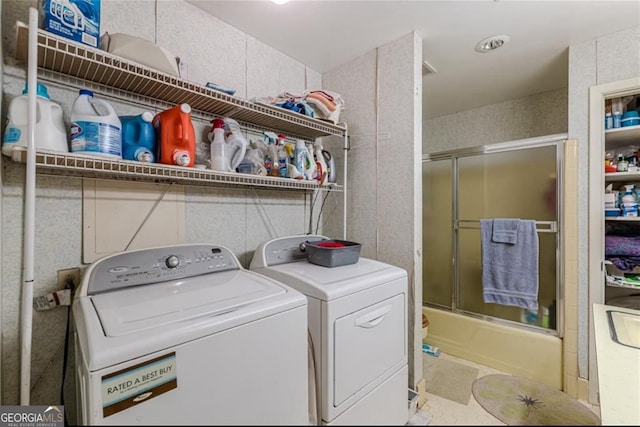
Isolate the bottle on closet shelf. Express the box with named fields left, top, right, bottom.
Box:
left=605, top=113, right=613, bottom=130
left=617, top=154, right=628, bottom=172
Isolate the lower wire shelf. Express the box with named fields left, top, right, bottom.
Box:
left=9, top=147, right=342, bottom=192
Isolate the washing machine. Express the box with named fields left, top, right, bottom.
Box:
left=72, top=243, right=308, bottom=425
left=250, top=235, right=408, bottom=425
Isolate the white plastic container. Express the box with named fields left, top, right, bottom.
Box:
left=209, top=118, right=228, bottom=171
left=70, top=89, right=122, bottom=158
left=313, top=141, right=328, bottom=183
left=222, top=118, right=247, bottom=171
left=2, top=82, right=68, bottom=157
left=294, top=139, right=307, bottom=179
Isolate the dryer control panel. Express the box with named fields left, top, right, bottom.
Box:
left=85, top=244, right=240, bottom=295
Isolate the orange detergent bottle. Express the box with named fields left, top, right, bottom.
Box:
left=153, top=103, right=196, bottom=167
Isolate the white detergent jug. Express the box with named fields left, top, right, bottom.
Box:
left=2, top=82, right=68, bottom=157
left=222, top=118, right=247, bottom=171
left=70, top=89, right=122, bottom=158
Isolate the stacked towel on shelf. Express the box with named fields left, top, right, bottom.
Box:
left=305, top=90, right=344, bottom=124
left=480, top=218, right=539, bottom=310
left=252, top=89, right=345, bottom=124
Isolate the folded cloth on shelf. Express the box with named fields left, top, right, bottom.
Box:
left=605, top=235, right=640, bottom=257
left=480, top=219, right=539, bottom=310
left=491, top=218, right=520, bottom=244
left=305, top=90, right=344, bottom=124
left=252, top=89, right=345, bottom=123
left=607, top=256, right=640, bottom=272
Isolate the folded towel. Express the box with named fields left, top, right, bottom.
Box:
left=481, top=219, right=539, bottom=310
left=492, top=218, right=520, bottom=244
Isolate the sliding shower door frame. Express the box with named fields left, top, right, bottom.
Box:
left=423, top=133, right=566, bottom=337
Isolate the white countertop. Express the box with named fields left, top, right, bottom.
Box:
left=593, top=303, right=640, bottom=425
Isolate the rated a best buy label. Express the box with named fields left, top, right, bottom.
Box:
left=101, top=352, right=177, bottom=417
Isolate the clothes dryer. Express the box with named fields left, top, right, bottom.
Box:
left=73, top=243, right=308, bottom=425
left=250, top=235, right=408, bottom=425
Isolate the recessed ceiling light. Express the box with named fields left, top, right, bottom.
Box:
left=271, top=0, right=291, bottom=4
left=475, top=35, right=510, bottom=53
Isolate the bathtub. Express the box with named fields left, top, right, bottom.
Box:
left=422, top=306, right=562, bottom=389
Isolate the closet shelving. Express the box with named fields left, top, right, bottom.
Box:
left=604, top=118, right=640, bottom=290
left=12, top=21, right=346, bottom=192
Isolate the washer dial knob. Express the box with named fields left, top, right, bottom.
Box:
left=165, top=255, right=180, bottom=269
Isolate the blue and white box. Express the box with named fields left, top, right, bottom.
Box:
left=40, top=0, right=101, bottom=48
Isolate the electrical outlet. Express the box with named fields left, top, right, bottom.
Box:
left=57, top=268, right=81, bottom=290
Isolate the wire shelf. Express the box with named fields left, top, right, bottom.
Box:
left=10, top=147, right=342, bottom=192
left=14, top=22, right=347, bottom=139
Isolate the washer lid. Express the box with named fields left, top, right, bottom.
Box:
left=91, top=269, right=286, bottom=336
left=256, top=257, right=406, bottom=301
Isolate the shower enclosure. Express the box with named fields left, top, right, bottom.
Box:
left=422, top=135, right=563, bottom=333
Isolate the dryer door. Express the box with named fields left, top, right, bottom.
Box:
left=333, top=292, right=406, bottom=406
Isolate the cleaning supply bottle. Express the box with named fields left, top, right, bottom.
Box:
left=313, top=141, right=328, bottom=184
left=304, top=142, right=317, bottom=181
left=2, top=82, right=68, bottom=157
left=294, top=139, right=307, bottom=179
left=153, top=103, right=195, bottom=167
left=120, top=111, right=156, bottom=162
left=209, top=118, right=228, bottom=171
left=222, top=118, right=247, bottom=172
left=322, top=149, right=337, bottom=183
left=264, top=131, right=280, bottom=177
left=70, top=89, right=122, bottom=158
left=276, top=134, right=288, bottom=178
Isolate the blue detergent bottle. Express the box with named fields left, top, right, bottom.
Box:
left=120, top=112, right=156, bottom=162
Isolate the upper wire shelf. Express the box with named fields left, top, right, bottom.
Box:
left=14, top=22, right=347, bottom=140
left=9, top=147, right=342, bottom=192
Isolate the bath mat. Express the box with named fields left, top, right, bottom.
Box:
left=422, top=355, right=479, bottom=405
left=472, top=374, right=600, bottom=425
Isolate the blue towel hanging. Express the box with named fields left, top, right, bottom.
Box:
left=480, top=218, right=539, bottom=310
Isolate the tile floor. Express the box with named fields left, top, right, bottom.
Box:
left=420, top=352, right=601, bottom=425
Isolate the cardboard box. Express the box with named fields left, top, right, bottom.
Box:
left=40, top=0, right=101, bottom=48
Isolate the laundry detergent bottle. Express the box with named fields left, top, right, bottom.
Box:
left=222, top=118, right=247, bottom=171
left=153, top=103, right=195, bottom=167
left=2, top=82, right=68, bottom=157
left=70, top=89, right=122, bottom=158
left=120, top=112, right=156, bottom=162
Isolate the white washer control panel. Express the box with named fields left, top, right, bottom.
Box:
left=86, top=244, right=240, bottom=295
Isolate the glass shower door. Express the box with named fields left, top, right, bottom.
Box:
left=422, top=139, right=560, bottom=331
left=456, top=146, right=558, bottom=326
left=422, top=159, right=453, bottom=308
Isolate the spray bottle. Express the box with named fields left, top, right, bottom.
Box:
left=313, top=141, right=328, bottom=184
left=304, top=142, right=317, bottom=181
left=209, top=118, right=228, bottom=171
left=263, top=131, right=280, bottom=177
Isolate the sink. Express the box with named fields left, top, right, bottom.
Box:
left=607, top=310, right=640, bottom=349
